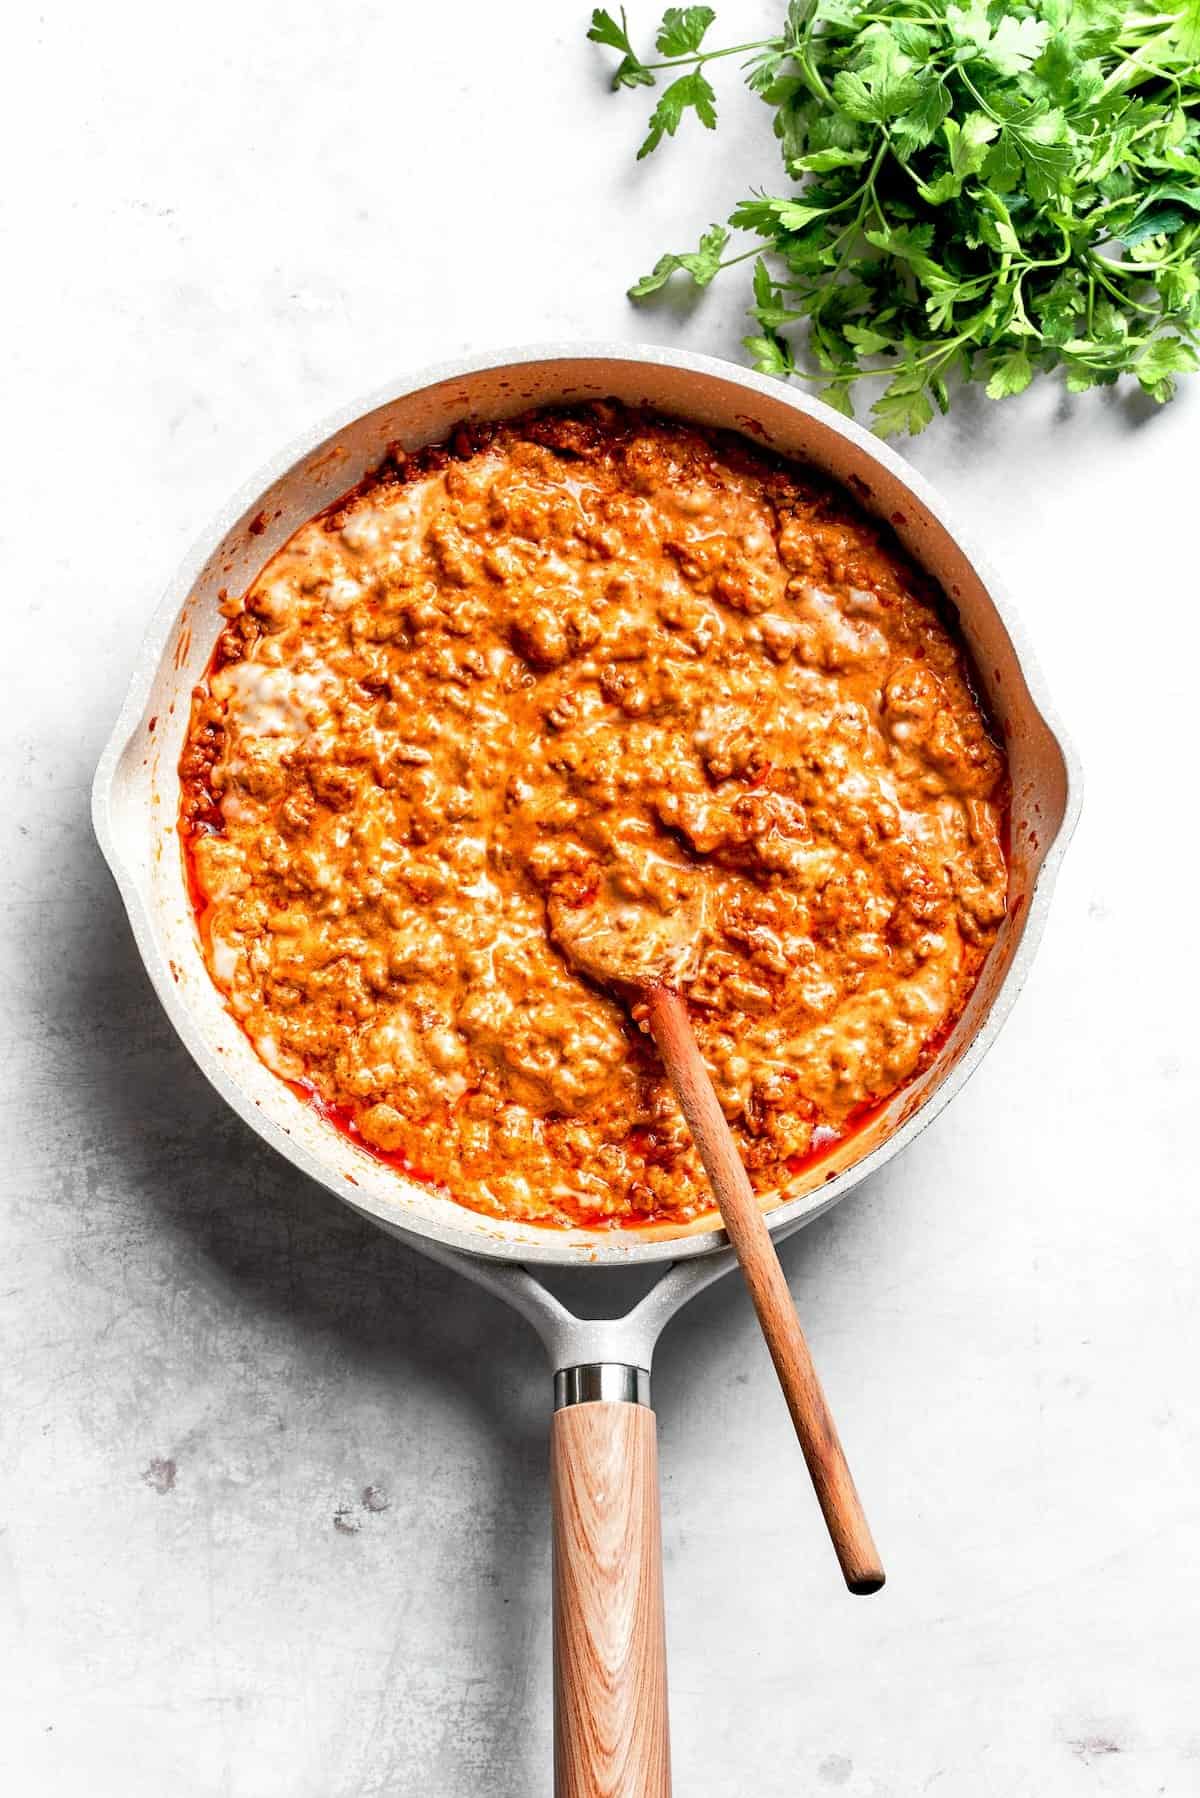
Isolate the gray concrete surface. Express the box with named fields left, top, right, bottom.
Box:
left=3, top=2, right=1197, bottom=1792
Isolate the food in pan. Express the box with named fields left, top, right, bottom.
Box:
left=180, top=404, right=1008, bottom=1228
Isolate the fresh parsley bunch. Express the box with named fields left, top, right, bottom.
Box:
left=588, top=2, right=1200, bottom=433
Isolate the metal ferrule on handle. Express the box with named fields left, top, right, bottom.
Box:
left=554, top=1363, right=651, bottom=1408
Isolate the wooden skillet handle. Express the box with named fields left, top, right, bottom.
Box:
left=551, top=1380, right=671, bottom=1798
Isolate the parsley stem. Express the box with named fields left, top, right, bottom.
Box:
left=793, top=47, right=834, bottom=107
left=640, top=40, right=773, bottom=72
left=959, top=69, right=1003, bottom=124
left=1087, top=255, right=1162, bottom=316
left=718, top=247, right=763, bottom=271
left=1019, top=229, right=1073, bottom=273
left=1101, top=48, right=1180, bottom=99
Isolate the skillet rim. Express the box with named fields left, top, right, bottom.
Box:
left=91, top=341, right=1083, bottom=1267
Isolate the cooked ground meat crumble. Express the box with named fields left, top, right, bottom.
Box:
left=180, top=404, right=1008, bottom=1228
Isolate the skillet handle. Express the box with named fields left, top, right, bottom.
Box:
left=551, top=1368, right=670, bottom=1798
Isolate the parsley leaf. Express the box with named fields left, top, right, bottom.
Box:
left=986, top=345, right=1036, bottom=397
left=588, top=7, right=634, bottom=53
left=638, top=68, right=718, bottom=156
left=655, top=7, right=717, bottom=56
left=744, top=331, right=797, bottom=376
left=948, top=4, right=1051, bottom=77
left=832, top=34, right=929, bottom=124
left=1133, top=332, right=1199, bottom=401
left=588, top=7, right=655, bottom=88
left=1164, top=0, right=1200, bottom=62
left=872, top=365, right=935, bottom=435
left=1009, top=108, right=1074, bottom=202
left=629, top=223, right=731, bottom=294
left=918, top=112, right=998, bottom=202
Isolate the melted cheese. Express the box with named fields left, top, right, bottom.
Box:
left=181, top=407, right=1007, bottom=1228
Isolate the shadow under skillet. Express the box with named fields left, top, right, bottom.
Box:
left=52, top=821, right=557, bottom=1789
left=66, top=846, right=542, bottom=1431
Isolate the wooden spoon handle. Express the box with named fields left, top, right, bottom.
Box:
left=551, top=1400, right=672, bottom=1798
left=644, top=983, right=884, bottom=1595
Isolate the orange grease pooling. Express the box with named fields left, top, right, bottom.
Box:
left=292, top=1061, right=882, bottom=1230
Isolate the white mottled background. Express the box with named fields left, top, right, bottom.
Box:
left=2, top=2, right=1197, bottom=1793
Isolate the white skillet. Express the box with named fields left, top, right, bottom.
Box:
left=93, top=344, right=1081, bottom=1797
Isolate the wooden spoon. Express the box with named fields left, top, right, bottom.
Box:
left=643, top=983, right=884, bottom=1594
left=550, top=874, right=885, bottom=1595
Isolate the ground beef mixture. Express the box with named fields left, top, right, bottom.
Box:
left=180, top=405, right=1008, bottom=1229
